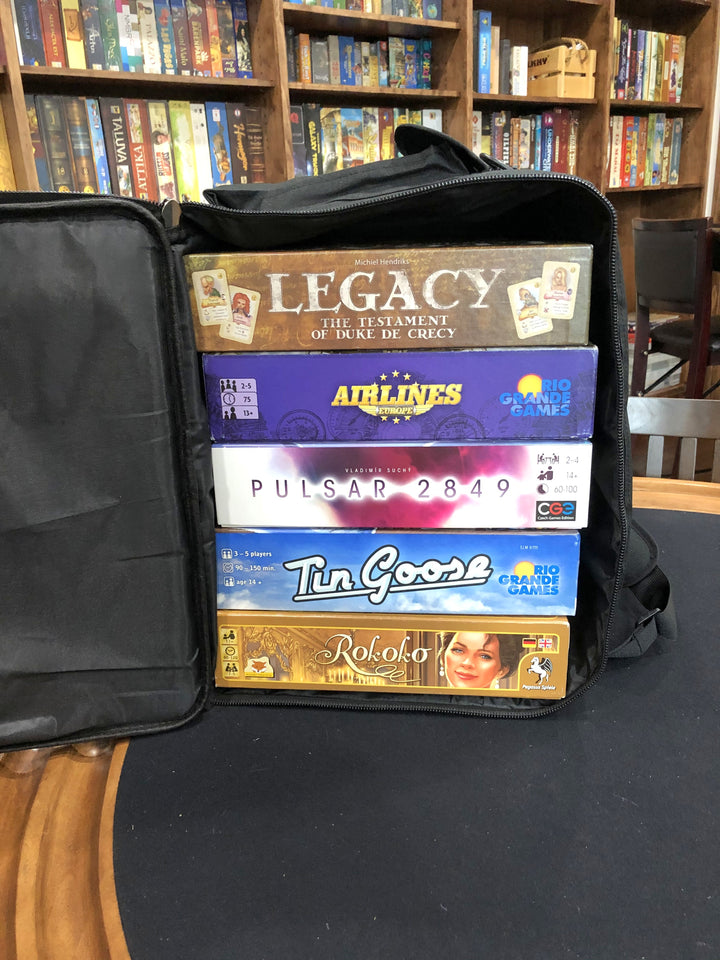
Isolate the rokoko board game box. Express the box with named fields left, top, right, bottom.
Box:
left=216, top=527, right=581, bottom=615
left=215, top=611, right=571, bottom=699
left=211, top=441, right=592, bottom=529
left=202, top=346, right=598, bottom=442
left=185, top=245, right=593, bottom=351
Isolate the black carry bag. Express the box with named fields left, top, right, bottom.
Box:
left=0, top=127, right=674, bottom=750
left=0, top=196, right=217, bottom=750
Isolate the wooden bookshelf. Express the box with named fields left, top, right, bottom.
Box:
left=0, top=0, right=717, bottom=301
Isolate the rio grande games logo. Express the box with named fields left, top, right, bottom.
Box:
left=499, top=374, right=571, bottom=417
left=498, top=561, right=561, bottom=596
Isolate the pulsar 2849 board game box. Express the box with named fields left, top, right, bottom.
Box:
left=215, top=611, right=571, bottom=700
left=186, top=245, right=593, bottom=351
left=202, top=347, right=598, bottom=442
left=216, top=528, right=581, bottom=616
left=211, top=441, right=592, bottom=529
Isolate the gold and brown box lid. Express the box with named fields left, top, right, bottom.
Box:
left=186, top=245, right=592, bottom=352
left=216, top=611, right=570, bottom=700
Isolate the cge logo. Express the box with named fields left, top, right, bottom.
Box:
left=536, top=500, right=576, bottom=521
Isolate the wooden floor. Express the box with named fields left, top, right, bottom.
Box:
left=1, top=479, right=717, bottom=960
left=0, top=740, right=131, bottom=960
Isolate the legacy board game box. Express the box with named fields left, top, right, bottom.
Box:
left=212, top=441, right=593, bottom=529
left=186, top=245, right=593, bottom=351
left=216, top=611, right=571, bottom=699
left=203, top=347, right=598, bottom=442
left=216, top=528, right=581, bottom=615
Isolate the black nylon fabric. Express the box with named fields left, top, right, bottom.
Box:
left=0, top=198, right=216, bottom=750
left=203, top=137, right=491, bottom=210
left=112, top=508, right=716, bottom=960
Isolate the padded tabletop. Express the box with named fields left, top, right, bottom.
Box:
left=113, top=509, right=720, bottom=960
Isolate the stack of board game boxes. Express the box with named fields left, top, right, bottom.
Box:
left=186, top=245, right=597, bottom=701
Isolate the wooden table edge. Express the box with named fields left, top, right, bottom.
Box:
left=632, top=477, right=720, bottom=514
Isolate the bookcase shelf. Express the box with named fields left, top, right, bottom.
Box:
left=610, top=99, right=703, bottom=112
left=607, top=181, right=704, bottom=193
left=282, top=4, right=462, bottom=36
left=18, top=66, right=275, bottom=94
left=474, top=93, right=599, bottom=107
left=289, top=82, right=460, bottom=99
left=0, top=0, right=717, bottom=305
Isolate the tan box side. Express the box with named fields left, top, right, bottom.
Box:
left=216, top=611, right=570, bottom=700
left=186, top=245, right=593, bottom=352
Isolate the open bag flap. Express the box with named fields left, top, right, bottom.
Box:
left=0, top=196, right=217, bottom=750
left=202, top=127, right=493, bottom=212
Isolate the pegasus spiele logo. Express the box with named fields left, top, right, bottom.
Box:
left=330, top=369, right=462, bottom=420
left=498, top=374, right=572, bottom=417
left=527, top=656, right=553, bottom=684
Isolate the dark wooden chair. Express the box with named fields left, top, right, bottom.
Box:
left=627, top=396, right=720, bottom=481
left=630, top=217, right=720, bottom=399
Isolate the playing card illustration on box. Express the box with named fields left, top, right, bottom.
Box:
left=202, top=347, right=598, bottom=442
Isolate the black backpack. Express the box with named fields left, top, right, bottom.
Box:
left=0, top=126, right=674, bottom=750
left=187, top=123, right=677, bottom=661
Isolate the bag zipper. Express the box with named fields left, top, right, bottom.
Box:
left=181, top=168, right=589, bottom=220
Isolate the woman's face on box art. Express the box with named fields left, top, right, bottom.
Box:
left=443, top=632, right=509, bottom=689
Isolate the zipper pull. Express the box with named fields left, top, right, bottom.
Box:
left=162, top=199, right=182, bottom=228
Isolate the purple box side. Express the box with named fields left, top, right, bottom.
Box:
left=203, top=347, right=598, bottom=442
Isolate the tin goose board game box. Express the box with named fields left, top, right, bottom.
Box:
left=215, top=611, right=571, bottom=699
left=216, top=527, right=581, bottom=616
left=202, top=347, right=598, bottom=442
left=186, top=245, right=593, bottom=351
left=211, top=441, right=592, bottom=529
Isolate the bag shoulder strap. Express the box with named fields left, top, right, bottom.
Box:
left=609, top=518, right=677, bottom=658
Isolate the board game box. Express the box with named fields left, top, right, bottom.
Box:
left=185, top=245, right=593, bottom=351
left=216, top=527, right=581, bottom=615
left=215, top=611, right=571, bottom=699
left=212, top=441, right=593, bottom=529
left=202, top=347, right=598, bottom=442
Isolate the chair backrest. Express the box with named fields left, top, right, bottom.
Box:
left=627, top=396, right=720, bottom=481
left=632, top=216, right=713, bottom=314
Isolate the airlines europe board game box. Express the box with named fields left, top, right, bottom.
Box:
left=202, top=347, right=598, bottom=442
left=215, top=611, right=571, bottom=699
left=216, top=528, right=581, bottom=615
left=186, top=245, right=592, bottom=351
left=212, top=441, right=592, bottom=529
